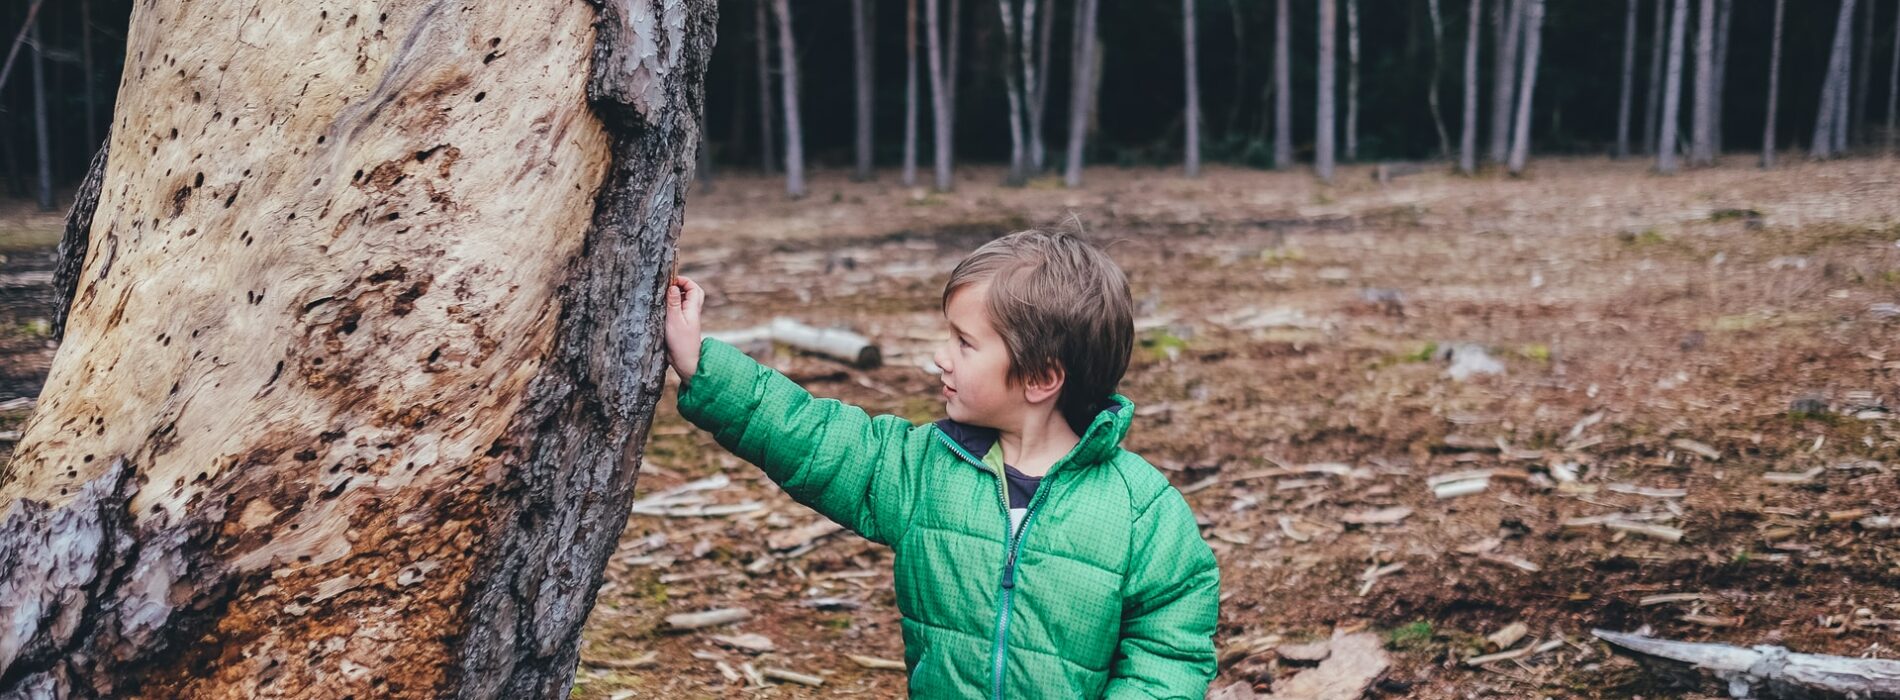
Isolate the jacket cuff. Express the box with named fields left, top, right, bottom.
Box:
left=676, top=337, right=754, bottom=425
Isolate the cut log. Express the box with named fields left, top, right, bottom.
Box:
left=1593, top=629, right=1900, bottom=699
left=707, top=318, right=882, bottom=368
left=665, top=608, right=753, bottom=631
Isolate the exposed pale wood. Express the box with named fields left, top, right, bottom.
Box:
left=1594, top=629, right=1900, bottom=699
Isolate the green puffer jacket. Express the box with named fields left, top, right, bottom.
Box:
left=676, top=338, right=1220, bottom=699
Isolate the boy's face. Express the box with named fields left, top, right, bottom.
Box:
left=934, top=282, right=1027, bottom=428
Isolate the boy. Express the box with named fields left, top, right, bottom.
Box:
left=664, top=228, right=1218, bottom=698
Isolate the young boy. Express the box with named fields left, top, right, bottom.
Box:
left=664, top=228, right=1218, bottom=698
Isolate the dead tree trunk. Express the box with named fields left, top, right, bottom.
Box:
left=1346, top=0, right=1362, bottom=162
left=28, top=12, right=51, bottom=211
left=1316, top=0, right=1337, bottom=182
left=1659, top=0, right=1689, bottom=172
left=755, top=0, right=778, bottom=174
left=904, top=0, right=921, bottom=185
left=1506, top=0, right=1543, bottom=175
left=927, top=0, right=956, bottom=190
left=1616, top=0, right=1638, bottom=158
left=1273, top=0, right=1292, bottom=170
left=1459, top=0, right=1483, bottom=173
left=1062, top=0, right=1100, bottom=187
left=1489, top=0, right=1524, bottom=164
left=1813, top=0, right=1858, bottom=158
left=852, top=0, right=875, bottom=181
left=1425, top=0, right=1450, bottom=160
left=1763, top=0, right=1784, bottom=167
left=1185, top=0, right=1203, bottom=176
left=0, top=1, right=716, bottom=698
left=1644, top=0, right=1665, bottom=154
left=1690, top=0, right=1715, bottom=166
left=773, top=0, right=806, bottom=197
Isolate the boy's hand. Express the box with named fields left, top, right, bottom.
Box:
left=665, top=276, right=704, bottom=384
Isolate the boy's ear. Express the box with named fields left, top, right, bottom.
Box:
left=1022, top=365, right=1065, bottom=405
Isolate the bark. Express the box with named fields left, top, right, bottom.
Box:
left=755, top=0, right=777, bottom=174
left=1659, top=0, right=1689, bottom=172
left=0, top=1, right=716, bottom=698
left=1185, top=0, right=1202, bottom=176
left=1346, top=0, right=1361, bottom=162
left=852, top=0, right=875, bottom=181
left=1616, top=0, right=1638, bottom=159
left=1273, top=0, right=1292, bottom=170
left=51, top=143, right=108, bottom=341
left=927, top=0, right=955, bottom=190
left=29, top=13, right=51, bottom=211
left=1690, top=0, right=1714, bottom=165
left=1644, top=0, right=1665, bottom=154
left=1316, top=0, right=1337, bottom=182
left=1506, top=0, right=1543, bottom=175
left=1763, top=0, right=1784, bottom=167
left=904, top=0, right=921, bottom=186
left=996, top=0, right=1029, bottom=184
left=1030, top=0, right=1055, bottom=173
left=1424, top=0, right=1449, bottom=160
left=1710, top=0, right=1730, bottom=149
left=1459, top=0, right=1483, bottom=173
left=773, top=0, right=806, bottom=198
left=1489, top=0, right=1523, bottom=164
left=1813, top=0, right=1858, bottom=158
left=1062, top=0, right=1100, bottom=187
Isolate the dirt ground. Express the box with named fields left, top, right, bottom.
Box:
left=4, top=157, right=1898, bottom=698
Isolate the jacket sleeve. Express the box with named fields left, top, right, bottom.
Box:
left=674, top=338, right=920, bottom=547
left=1103, top=489, right=1221, bottom=699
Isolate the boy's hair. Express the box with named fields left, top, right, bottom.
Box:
left=943, top=225, right=1134, bottom=431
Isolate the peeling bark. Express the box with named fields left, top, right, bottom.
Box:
left=0, top=1, right=716, bottom=698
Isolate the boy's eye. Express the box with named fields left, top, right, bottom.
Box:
left=958, top=336, right=972, bottom=348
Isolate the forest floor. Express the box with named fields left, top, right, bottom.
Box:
left=3, top=157, right=1899, bottom=698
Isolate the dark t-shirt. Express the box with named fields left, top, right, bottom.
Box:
left=1003, top=464, right=1042, bottom=509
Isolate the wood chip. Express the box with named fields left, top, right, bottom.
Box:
left=1761, top=467, right=1825, bottom=485
left=1639, top=592, right=1708, bottom=606
left=761, top=667, right=825, bottom=687
left=1680, top=614, right=1742, bottom=627
left=1466, top=641, right=1539, bottom=666
left=1605, top=520, right=1685, bottom=542
left=1478, top=552, right=1542, bottom=573
left=847, top=654, right=906, bottom=671
left=1670, top=438, right=1722, bottom=460
left=1276, top=640, right=1333, bottom=663
left=709, top=633, right=775, bottom=653
left=582, top=650, right=658, bottom=670
left=1339, top=507, right=1413, bottom=526
left=1357, top=563, right=1403, bottom=597
left=1861, top=515, right=1897, bottom=530
left=1606, top=483, right=1688, bottom=499
left=1486, top=622, right=1529, bottom=651
left=664, top=608, right=751, bottom=631
left=767, top=520, right=844, bottom=551
left=1279, top=516, right=1312, bottom=543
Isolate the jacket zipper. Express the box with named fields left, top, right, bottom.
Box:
left=933, top=429, right=1055, bottom=700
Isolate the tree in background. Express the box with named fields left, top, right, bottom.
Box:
left=1691, top=0, right=1715, bottom=166
left=1711, top=0, right=1732, bottom=148
left=996, top=0, right=1031, bottom=183
left=1762, top=0, right=1785, bottom=167
left=1489, top=0, right=1523, bottom=165
left=927, top=0, right=957, bottom=190
left=773, top=0, right=806, bottom=197
left=1616, top=0, right=1638, bottom=159
left=1888, top=0, right=1899, bottom=153
left=755, top=0, right=777, bottom=175
left=1658, top=0, right=1689, bottom=173
left=1274, top=0, right=1293, bottom=170
left=1459, top=0, right=1483, bottom=174
left=1185, top=0, right=1203, bottom=176
left=1812, top=0, right=1859, bottom=158
left=1506, top=0, right=1543, bottom=175
left=1064, top=0, right=1102, bottom=187
left=1644, top=0, right=1666, bottom=155
left=1347, top=0, right=1362, bottom=162
left=1316, top=0, right=1338, bottom=182
left=852, top=0, right=875, bottom=181
left=1425, top=0, right=1451, bottom=159
left=904, top=0, right=922, bottom=186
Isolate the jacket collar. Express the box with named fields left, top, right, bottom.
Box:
left=932, top=395, right=1134, bottom=472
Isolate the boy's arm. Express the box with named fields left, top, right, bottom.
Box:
left=1103, top=489, right=1221, bottom=699
left=675, top=337, right=918, bottom=547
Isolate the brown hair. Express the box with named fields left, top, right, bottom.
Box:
left=942, top=225, right=1134, bottom=432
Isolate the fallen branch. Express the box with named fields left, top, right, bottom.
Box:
left=1593, top=629, right=1900, bottom=699
left=709, top=317, right=882, bottom=368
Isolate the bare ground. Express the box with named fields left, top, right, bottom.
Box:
left=3, top=158, right=1898, bottom=698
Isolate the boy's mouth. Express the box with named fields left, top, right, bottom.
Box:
left=941, top=384, right=957, bottom=399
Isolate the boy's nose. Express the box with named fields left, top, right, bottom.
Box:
left=931, top=344, right=951, bottom=373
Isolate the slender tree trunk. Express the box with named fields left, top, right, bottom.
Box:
left=1031, top=0, right=1055, bottom=172
left=1506, top=0, right=1543, bottom=175
left=1834, top=6, right=1853, bottom=154
left=1490, top=0, right=1524, bottom=164
left=1227, top=0, right=1248, bottom=136
left=1317, top=0, right=1337, bottom=182
left=1888, top=0, right=1899, bottom=153
left=1763, top=0, right=1785, bottom=167
left=773, top=0, right=806, bottom=198
left=0, top=0, right=47, bottom=100
left=756, top=0, right=778, bottom=174
left=927, top=0, right=954, bottom=190
left=29, top=14, right=50, bottom=211
left=948, top=0, right=963, bottom=165
left=1813, top=0, right=1858, bottom=158
left=1710, top=0, right=1731, bottom=149
left=1616, top=0, right=1638, bottom=158
left=1853, top=0, right=1874, bottom=142
left=1659, top=0, right=1689, bottom=172
left=1460, top=0, right=1483, bottom=173
left=1644, top=0, right=1665, bottom=154
left=996, top=0, right=1029, bottom=184
left=0, top=1, right=716, bottom=697
left=904, top=0, right=921, bottom=186
left=1347, top=0, right=1362, bottom=162
left=80, top=0, right=98, bottom=152
left=1185, top=0, right=1203, bottom=175
left=1425, top=0, right=1450, bottom=160
left=1690, top=0, right=1714, bottom=165
left=1019, top=0, right=1041, bottom=176
left=1063, top=0, right=1100, bottom=187
left=852, top=0, right=875, bottom=181
left=1273, top=0, right=1292, bottom=170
